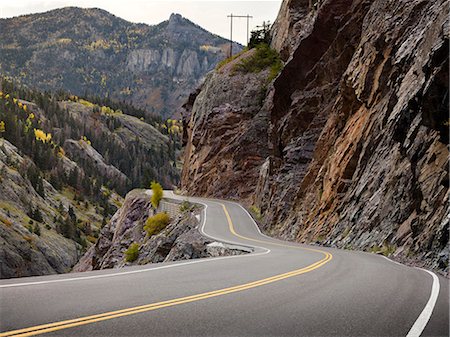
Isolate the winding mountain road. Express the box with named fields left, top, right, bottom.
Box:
left=0, top=192, right=448, bottom=336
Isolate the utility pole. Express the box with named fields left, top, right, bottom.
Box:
left=227, top=14, right=253, bottom=57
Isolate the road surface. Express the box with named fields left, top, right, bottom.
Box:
left=0, top=192, right=448, bottom=336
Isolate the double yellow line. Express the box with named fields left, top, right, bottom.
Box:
left=1, top=203, right=332, bottom=337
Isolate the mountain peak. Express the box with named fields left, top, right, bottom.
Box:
left=169, top=13, right=183, bottom=23
left=167, top=13, right=187, bottom=31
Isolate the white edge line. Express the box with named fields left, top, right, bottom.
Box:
left=0, top=197, right=270, bottom=289
left=196, top=201, right=270, bottom=253
left=406, top=268, right=440, bottom=337
left=167, top=193, right=444, bottom=337
left=380, top=255, right=406, bottom=267
left=235, top=199, right=441, bottom=337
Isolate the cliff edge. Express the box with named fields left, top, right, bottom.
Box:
left=181, top=0, right=449, bottom=274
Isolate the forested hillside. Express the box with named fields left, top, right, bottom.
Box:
left=0, top=8, right=239, bottom=117
left=0, top=78, right=181, bottom=278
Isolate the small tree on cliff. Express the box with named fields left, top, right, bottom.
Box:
left=150, top=181, right=163, bottom=209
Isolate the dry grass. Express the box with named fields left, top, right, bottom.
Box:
left=0, top=216, right=13, bottom=227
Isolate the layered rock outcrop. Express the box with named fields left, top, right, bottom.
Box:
left=181, top=51, right=270, bottom=200
left=74, top=190, right=247, bottom=271
left=181, top=0, right=449, bottom=274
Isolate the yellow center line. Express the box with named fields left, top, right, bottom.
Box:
left=1, top=203, right=332, bottom=337
left=220, top=203, right=329, bottom=255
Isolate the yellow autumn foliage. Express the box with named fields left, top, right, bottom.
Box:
left=58, top=147, right=66, bottom=157
left=81, top=136, right=92, bottom=145
left=34, top=129, right=52, bottom=143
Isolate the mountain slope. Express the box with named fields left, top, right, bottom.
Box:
left=0, top=79, right=180, bottom=278
left=0, top=8, right=238, bottom=117
left=181, top=0, right=449, bottom=274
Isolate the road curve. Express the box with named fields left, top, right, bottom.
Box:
left=0, top=192, right=448, bottom=337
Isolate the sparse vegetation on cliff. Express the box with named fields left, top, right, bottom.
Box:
left=216, top=49, right=248, bottom=70
left=234, top=44, right=282, bottom=81
left=125, top=243, right=140, bottom=262
left=144, top=212, right=170, bottom=237
left=150, top=181, right=164, bottom=209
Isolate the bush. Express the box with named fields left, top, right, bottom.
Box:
left=233, top=44, right=282, bottom=81
left=215, top=49, right=247, bottom=70
left=124, top=243, right=140, bottom=262
left=144, top=212, right=170, bottom=237
left=150, top=181, right=163, bottom=209
left=249, top=205, right=262, bottom=221
left=87, top=235, right=97, bottom=244
left=179, top=200, right=192, bottom=212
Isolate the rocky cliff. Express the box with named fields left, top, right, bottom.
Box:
left=181, top=50, right=271, bottom=200
left=0, top=9, right=240, bottom=117
left=181, top=0, right=449, bottom=274
left=74, top=190, right=247, bottom=271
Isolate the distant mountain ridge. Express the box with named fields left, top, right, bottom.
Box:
left=0, top=7, right=239, bottom=117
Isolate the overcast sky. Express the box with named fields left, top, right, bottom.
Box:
left=0, top=0, right=282, bottom=45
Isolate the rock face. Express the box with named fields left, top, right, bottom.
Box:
left=74, top=190, right=247, bottom=271
left=181, top=0, right=449, bottom=274
left=64, top=139, right=129, bottom=188
left=0, top=9, right=240, bottom=117
left=181, top=51, right=271, bottom=200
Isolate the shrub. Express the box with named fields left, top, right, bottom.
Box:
left=179, top=200, right=192, bottom=212
left=125, top=243, right=140, bottom=262
left=150, top=181, right=163, bottom=209
left=87, top=235, right=97, bottom=244
left=144, top=212, right=170, bottom=237
left=369, top=243, right=396, bottom=256
left=249, top=205, right=262, bottom=221
left=233, top=43, right=282, bottom=81
left=216, top=49, right=247, bottom=70
left=248, top=26, right=271, bottom=49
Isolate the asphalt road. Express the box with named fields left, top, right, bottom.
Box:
left=0, top=192, right=448, bottom=337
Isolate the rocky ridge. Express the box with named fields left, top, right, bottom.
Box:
left=0, top=9, right=239, bottom=117
left=181, top=0, right=449, bottom=274
left=74, top=190, right=248, bottom=272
